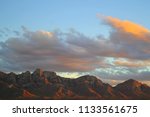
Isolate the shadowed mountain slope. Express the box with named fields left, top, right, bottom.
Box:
left=0, top=69, right=149, bottom=100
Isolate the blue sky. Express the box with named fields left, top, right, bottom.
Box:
left=0, top=0, right=150, bottom=85
left=0, top=0, right=150, bottom=37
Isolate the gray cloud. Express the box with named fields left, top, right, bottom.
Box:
left=0, top=15, right=149, bottom=83
left=0, top=29, right=105, bottom=72
left=92, top=67, right=150, bottom=81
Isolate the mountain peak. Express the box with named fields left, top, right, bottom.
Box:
left=121, top=79, right=142, bottom=87
left=43, top=71, right=57, bottom=78
left=78, top=75, right=99, bottom=81
left=0, top=71, right=7, bottom=77
left=8, top=72, right=16, bottom=76
left=32, top=68, right=44, bottom=77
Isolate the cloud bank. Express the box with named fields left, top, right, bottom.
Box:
left=0, top=15, right=150, bottom=82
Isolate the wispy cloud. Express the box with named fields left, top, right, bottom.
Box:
left=114, top=59, right=150, bottom=67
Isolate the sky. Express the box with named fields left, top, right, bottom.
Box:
left=0, top=0, right=150, bottom=85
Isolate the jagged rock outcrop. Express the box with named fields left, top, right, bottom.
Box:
left=0, top=69, right=150, bottom=99
left=17, top=71, right=31, bottom=86
left=6, top=72, right=17, bottom=84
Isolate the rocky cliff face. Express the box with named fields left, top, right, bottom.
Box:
left=0, top=69, right=150, bottom=100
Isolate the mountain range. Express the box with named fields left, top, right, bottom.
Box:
left=0, top=68, right=150, bottom=100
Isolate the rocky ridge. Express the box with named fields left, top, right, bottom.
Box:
left=0, top=68, right=150, bottom=99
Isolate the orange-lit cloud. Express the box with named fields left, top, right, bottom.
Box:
left=97, top=15, right=150, bottom=60
left=98, top=14, right=150, bottom=42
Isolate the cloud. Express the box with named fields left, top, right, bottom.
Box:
left=100, top=15, right=150, bottom=41
left=0, top=15, right=149, bottom=83
left=92, top=67, right=150, bottom=81
left=114, top=58, right=150, bottom=67
left=67, top=15, right=150, bottom=60
left=0, top=28, right=105, bottom=72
